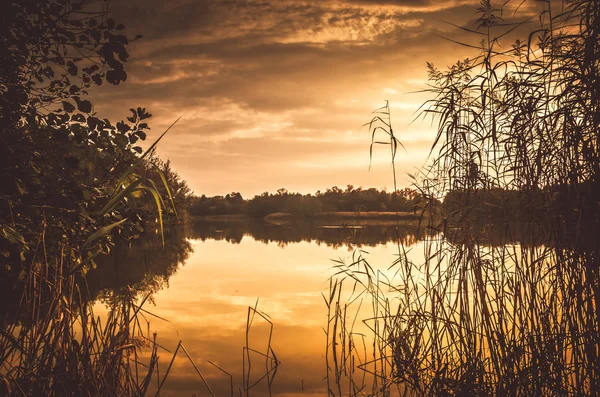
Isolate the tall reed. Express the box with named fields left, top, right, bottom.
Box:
left=326, top=0, right=600, bottom=395
left=0, top=230, right=159, bottom=396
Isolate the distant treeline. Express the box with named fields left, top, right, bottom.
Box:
left=188, top=186, right=432, bottom=218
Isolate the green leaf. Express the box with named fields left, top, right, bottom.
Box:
left=67, top=61, right=78, bottom=76
left=138, top=186, right=165, bottom=247
left=113, top=115, right=182, bottom=193
left=99, top=178, right=145, bottom=216
left=75, top=98, right=92, bottom=113
left=0, top=225, right=26, bottom=246
left=71, top=113, right=85, bottom=122
left=82, top=219, right=126, bottom=249
left=156, top=168, right=178, bottom=218
left=63, top=101, right=75, bottom=113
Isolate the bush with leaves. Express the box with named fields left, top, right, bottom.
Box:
left=0, top=1, right=191, bottom=395
left=0, top=0, right=137, bottom=126
left=0, top=0, right=189, bottom=270
left=0, top=0, right=188, bottom=303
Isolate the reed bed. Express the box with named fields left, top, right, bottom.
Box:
left=326, top=0, right=600, bottom=395
left=0, top=232, right=279, bottom=397
left=326, top=232, right=599, bottom=396
left=0, top=234, right=160, bottom=396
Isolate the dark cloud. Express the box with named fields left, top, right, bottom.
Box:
left=89, top=0, right=514, bottom=196
left=343, top=0, right=460, bottom=7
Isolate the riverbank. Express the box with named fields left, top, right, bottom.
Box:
left=190, top=211, right=423, bottom=224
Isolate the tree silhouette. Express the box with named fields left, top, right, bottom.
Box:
left=0, top=0, right=138, bottom=128
left=0, top=0, right=180, bottom=272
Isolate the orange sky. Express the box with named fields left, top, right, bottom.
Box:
left=90, top=0, right=543, bottom=198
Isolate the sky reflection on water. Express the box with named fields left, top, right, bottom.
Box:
left=134, top=230, right=423, bottom=396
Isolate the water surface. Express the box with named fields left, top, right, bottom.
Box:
left=93, top=221, right=423, bottom=396
left=88, top=219, right=596, bottom=396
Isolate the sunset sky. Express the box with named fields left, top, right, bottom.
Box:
left=90, top=0, right=540, bottom=198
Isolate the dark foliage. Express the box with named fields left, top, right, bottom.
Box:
left=0, top=1, right=190, bottom=395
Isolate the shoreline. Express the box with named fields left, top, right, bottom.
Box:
left=190, top=211, right=423, bottom=224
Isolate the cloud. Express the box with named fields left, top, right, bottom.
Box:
left=89, top=0, right=511, bottom=196
left=113, top=0, right=449, bottom=47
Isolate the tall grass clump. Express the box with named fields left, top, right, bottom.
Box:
left=0, top=126, right=185, bottom=396
left=0, top=245, right=159, bottom=396
left=326, top=0, right=600, bottom=395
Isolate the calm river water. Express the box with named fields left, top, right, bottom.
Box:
left=92, top=220, right=423, bottom=396
left=85, top=218, right=600, bottom=396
